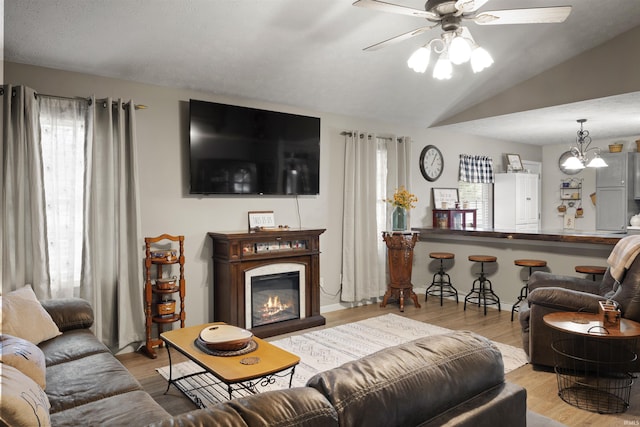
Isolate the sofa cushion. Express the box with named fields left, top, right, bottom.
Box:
left=39, top=328, right=109, bottom=367
left=306, top=331, right=506, bottom=427
left=0, top=285, right=61, bottom=345
left=0, top=363, right=51, bottom=427
left=49, top=390, right=172, bottom=427
left=0, top=334, right=47, bottom=388
left=40, top=297, right=94, bottom=331
left=45, top=352, right=143, bottom=413
left=227, top=387, right=339, bottom=427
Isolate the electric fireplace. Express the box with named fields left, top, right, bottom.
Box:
left=209, top=229, right=325, bottom=338
left=245, top=264, right=306, bottom=329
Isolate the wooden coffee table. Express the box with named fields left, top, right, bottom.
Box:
left=160, top=322, right=300, bottom=403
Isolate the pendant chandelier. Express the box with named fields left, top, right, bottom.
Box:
left=561, top=119, right=607, bottom=170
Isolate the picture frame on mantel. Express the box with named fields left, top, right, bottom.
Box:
left=248, top=211, right=275, bottom=231
left=432, top=188, right=459, bottom=209
left=506, top=153, right=523, bottom=172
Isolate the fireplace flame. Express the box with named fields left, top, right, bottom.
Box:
left=262, top=295, right=292, bottom=319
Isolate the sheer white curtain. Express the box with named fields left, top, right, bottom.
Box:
left=1, top=85, right=50, bottom=297
left=81, top=97, right=145, bottom=351
left=341, top=132, right=411, bottom=302
left=39, top=96, right=88, bottom=299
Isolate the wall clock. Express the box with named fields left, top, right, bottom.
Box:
left=419, top=145, right=444, bottom=182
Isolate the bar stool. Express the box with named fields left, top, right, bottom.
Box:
left=465, top=255, right=500, bottom=315
left=425, top=252, right=458, bottom=306
left=575, top=265, right=607, bottom=281
left=511, top=259, right=547, bottom=321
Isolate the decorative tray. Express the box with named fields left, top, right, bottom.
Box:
left=199, top=325, right=253, bottom=351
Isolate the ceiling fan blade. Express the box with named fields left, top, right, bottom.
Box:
left=352, top=0, right=438, bottom=20
left=455, top=0, right=490, bottom=13
left=474, top=6, right=572, bottom=25
left=363, top=26, right=432, bottom=51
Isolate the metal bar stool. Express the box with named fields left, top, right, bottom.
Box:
left=464, top=255, right=500, bottom=315
left=511, top=259, right=547, bottom=321
left=575, top=265, right=607, bottom=281
left=425, top=252, right=458, bottom=305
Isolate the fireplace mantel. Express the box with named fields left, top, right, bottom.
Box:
left=208, top=229, right=326, bottom=338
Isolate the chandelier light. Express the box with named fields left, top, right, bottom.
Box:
left=406, top=28, right=493, bottom=79
left=562, top=119, right=607, bottom=170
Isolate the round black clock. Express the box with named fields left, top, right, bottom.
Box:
left=419, top=145, right=444, bottom=182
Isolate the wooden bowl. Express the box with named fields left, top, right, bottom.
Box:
left=199, top=325, right=253, bottom=351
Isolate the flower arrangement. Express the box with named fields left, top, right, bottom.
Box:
left=384, top=186, right=418, bottom=210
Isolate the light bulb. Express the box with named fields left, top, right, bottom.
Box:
left=433, top=55, right=453, bottom=80
left=562, top=155, right=585, bottom=170
left=587, top=155, right=608, bottom=168
left=407, top=47, right=431, bottom=73
left=449, top=36, right=471, bottom=65
left=470, top=46, right=493, bottom=73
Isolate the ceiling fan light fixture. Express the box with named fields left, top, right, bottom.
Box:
left=449, top=35, right=472, bottom=65
left=470, top=45, right=493, bottom=72
left=407, top=46, right=431, bottom=73
left=433, top=53, right=453, bottom=80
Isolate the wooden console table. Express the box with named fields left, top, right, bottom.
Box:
left=208, top=229, right=326, bottom=338
left=380, top=231, right=421, bottom=312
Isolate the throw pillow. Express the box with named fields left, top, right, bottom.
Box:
left=0, top=334, right=47, bottom=388
left=0, top=364, right=51, bottom=427
left=0, top=285, right=61, bottom=345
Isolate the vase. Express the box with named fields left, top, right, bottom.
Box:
left=392, top=207, right=407, bottom=231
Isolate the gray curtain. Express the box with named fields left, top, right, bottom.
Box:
left=1, top=85, right=50, bottom=297
left=340, top=132, right=411, bottom=302
left=81, top=97, right=145, bottom=351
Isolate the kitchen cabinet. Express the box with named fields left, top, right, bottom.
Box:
left=494, top=173, right=540, bottom=230
left=596, top=153, right=640, bottom=231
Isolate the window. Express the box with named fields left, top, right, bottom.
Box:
left=39, top=98, right=88, bottom=298
left=458, top=181, right=492, bottom=228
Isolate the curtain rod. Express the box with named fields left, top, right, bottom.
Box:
left=340, top=131, right=404, bottom=142
left=0, top=87, right=148, bottom=110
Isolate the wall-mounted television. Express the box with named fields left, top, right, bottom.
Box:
left=189, top=99, right=320, bottom=195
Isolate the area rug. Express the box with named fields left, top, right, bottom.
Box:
left=156, top=313, right=528, bottom=406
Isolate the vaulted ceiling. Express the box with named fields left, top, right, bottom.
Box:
left=4, top=0, right=640, bottom=145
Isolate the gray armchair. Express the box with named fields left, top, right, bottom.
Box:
left=519, top=252, right=640, bottom=369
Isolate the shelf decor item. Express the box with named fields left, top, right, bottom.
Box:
left=384, top=186, right=417, bottom=231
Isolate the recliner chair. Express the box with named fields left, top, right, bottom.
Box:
left=519, top=237, right=640, bottom=369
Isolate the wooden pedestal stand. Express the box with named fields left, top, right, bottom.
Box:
left=380, top=231, right=421, bottom=312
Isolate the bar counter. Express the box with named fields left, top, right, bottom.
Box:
left=409, top=227, right=625, bottom=312
left=413, top=227, right=626, bottom=246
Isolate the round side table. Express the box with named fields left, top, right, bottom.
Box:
left=543, top=311, right=640, bottom=414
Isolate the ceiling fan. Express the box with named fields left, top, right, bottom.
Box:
left=353, top=0, right=572, bottom=79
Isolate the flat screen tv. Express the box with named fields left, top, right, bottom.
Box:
left=189, top=99, right=320, bottom=195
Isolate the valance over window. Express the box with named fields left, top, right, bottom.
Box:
left=459, top=154, right=494, bottom=184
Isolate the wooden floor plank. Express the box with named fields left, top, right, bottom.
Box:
left=117, top=298, right=640, bottom=425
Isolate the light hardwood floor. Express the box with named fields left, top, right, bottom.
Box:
left=117, top=298, right=640, bottom=426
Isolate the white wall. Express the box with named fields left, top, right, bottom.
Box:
left=5, top=61, right=543, bottom=324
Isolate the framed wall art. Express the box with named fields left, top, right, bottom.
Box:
left=248, top=211, right=275, bottom=231
left=506, top=153, right=523, bottom=172
left=432, top=188, right=459, bottom=209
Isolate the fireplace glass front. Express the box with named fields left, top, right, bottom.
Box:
left=250, top=271, right=300, bottom=328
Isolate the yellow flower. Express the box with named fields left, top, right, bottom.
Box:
left=384, top=186, right=418, bottom=210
